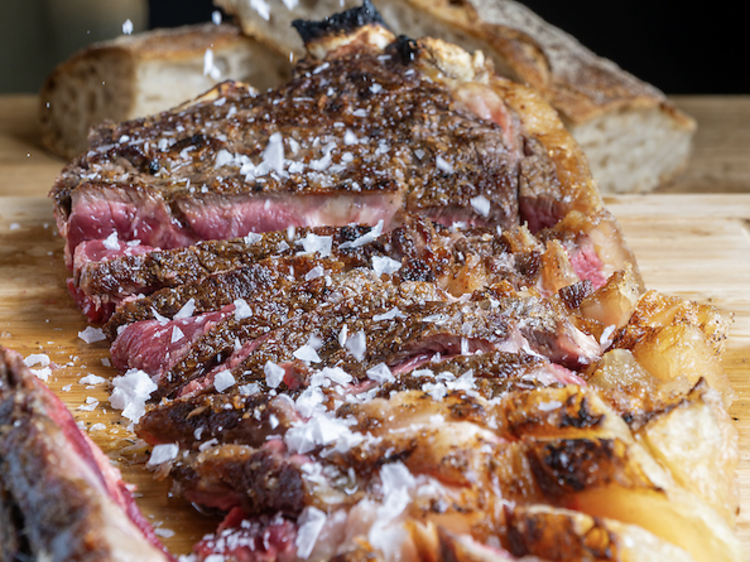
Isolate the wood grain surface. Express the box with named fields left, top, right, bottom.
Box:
left=0, top=194, right=748, bottom=556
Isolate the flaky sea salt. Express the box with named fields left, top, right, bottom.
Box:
left=102, top=232, right=120, bottom=251
left=211, top=10, right=222, bottom=24
left=295, top=506, right=326, bottom=559
left=174, top=298, right=196, bottom=320
left=366, top=363, right=394, bottom=384
left=297, top=233, right=333, bottom=258
left=345, top=331, right=366, bottom=361
left=294, top=344, right=321, bottom=363
left=110, top=369, right=158, bottom=423
left=147, top=443, right=179, bottom=467
left=372, top=307, right=404, bottom=322
left=244, top=232, right=263, bottom=245
left=203, top=48, right=221, bottom=80
left=239, top=382, right=261, bottom=396
left=171, top=326, right=185, bottom=343
left=234, top=298, right=253, bottom=321
left=122, top=19, right=133, bottom=34
left=214, top=370, right=236, bottom=392
left=436, top=155, right=453, bottom=173
left=372, top=255, right=402, bottom=275
left=78, top=326, right=106, bottom=344
left=77, top=397, right=99, bottom=411
left=470, top=195, right=491, bottom=217
left=78, top=374, right=106, bottom=386
left=338, top=220, right=384, bottom=249
left=24, top=353, right=50, bottom=369
left=264, top=361, right=285, bottom=388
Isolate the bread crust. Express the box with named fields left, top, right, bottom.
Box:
left=39, top=23, right=290, bottom=160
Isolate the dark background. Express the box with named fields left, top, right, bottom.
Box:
left=1, top=0, right=748, bottom=94
left=148, top=0, right=750, bottom=95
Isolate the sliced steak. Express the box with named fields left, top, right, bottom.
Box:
left=0, top=347, right=174, bottom=562
left=50, top=9, right=606, bottom=271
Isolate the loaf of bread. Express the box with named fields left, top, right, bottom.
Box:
left=39, top=23, right=291, bottom=159
left=214, top=0, right=696, bottom=194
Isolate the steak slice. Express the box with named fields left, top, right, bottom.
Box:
left=0, top=347, right=174, bottom=562
left=50, top=8, right=605, bottom=269
left=103, top=253, right=340, bottom=339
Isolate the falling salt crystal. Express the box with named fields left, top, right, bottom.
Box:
left=214, top=370, right=236, bottom=392
left=470, top=195, right=491, bottom=217
left=203, top=48, right=221, bottom=80
left=211, top=10, right=222, bottom=24
left=147, top=443, right=179, bottom=466
left=122, top=19, right=133, bottom=34
left=345, top=331, right=366, bottom=362
left=78, top=326, right=106, bottom=344
left=250, top=0, right=271, bottom=20
left=173, top=298, right=196, bottom=320
left=151, top=308, right=170, bottom=326
left=9, top=223, right=20, bottom=231
left=265, top=361, right=286, bottom=388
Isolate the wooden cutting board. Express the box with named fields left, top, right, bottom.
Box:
left=0, top=194, right=748, bottom=556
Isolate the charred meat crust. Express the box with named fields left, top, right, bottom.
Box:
left=292, top=0, right=390, bottom=45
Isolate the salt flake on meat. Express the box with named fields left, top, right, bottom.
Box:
left=263, top=132, right=285, bottom=175
left=297, top=233, right=333, bottom=258
left=436, top=155, right=453, bottom=173
left=147, top=443, right=179, bottom=467
left=339, top=220, right=384, bottom=249
left=239, top=382, right=260, bottom=396
left=366, top=363, right=394, bottom=384
left=372, top=255, right=402, bottom=275
left=373, top=307, right=404, bottom=322
left=294, top=344, right=322, bottom=363
left=470, top=195, right=491, bottom=217
left=295, top=506, right=326, bottom=559
left=214, top=370, right=236, bottom=392
left=173, top=298, right=196, bottom=320
left=170, top=326, right=185, bottom=343
left=264, top=361, right=286, bottom=388
left=345, top=331, right=366, bottom=361
left=243, top=232, right=263, bottom=245
left=102, top=232, right=120, bottom=251
left=234, top=298, right=252, bottom=320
